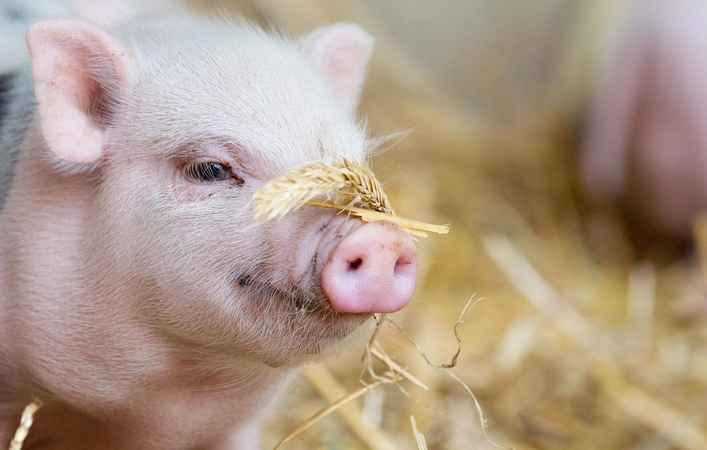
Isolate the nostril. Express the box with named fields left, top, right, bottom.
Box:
left=394, top=256, right=413, bottom=276
left=348, top=258, right=363, bottom=270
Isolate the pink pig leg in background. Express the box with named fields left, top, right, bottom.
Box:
left=582, top=0, right=707, bottom=243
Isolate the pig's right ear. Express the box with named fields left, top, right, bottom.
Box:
left=26, top=19, right=136, bottom=165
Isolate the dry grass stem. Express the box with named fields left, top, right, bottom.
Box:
left=410, top=416, right=428, bottom=450
left=251, top=159, right=449, bottom=237
left=274, top=366, right=402, bottom=450
left=300, top=365, right=400, bottom=450
left=441, top=367, right=511, bottom=450
left=306, top=198, right=449, bottom=237
left=386, top=301, right=510, bottom=449
left=8, top=399, right=42, bottom=450
left=360, top=317, right=417, bottom=389
left=387, top=295, right=481, bottom=370
left=283, top=307, right=485, bottom=449
left=369, top=345, right=429, bottom=391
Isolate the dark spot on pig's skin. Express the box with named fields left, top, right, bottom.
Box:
left=295, top=297, right=316, bottom=312
left=237, top=274, right=252, bottom=287
left=349, top=258, right=363, bottom=269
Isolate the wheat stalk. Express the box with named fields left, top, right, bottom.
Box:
left=8, top=399, right=42, bottom=450
left=251, top=159, right=449, bottom=236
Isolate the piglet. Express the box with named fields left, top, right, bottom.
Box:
left=581, top=1, right=707, bottom=242
left=0, top=15, right=418, bottom=450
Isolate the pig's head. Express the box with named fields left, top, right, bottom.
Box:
left=25, top=17, right=417, bottom=368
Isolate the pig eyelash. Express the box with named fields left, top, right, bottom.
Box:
left=183, top=161, right=245, bottom=186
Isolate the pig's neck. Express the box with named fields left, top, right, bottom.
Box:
left=0, top=130, right=111, bottom=396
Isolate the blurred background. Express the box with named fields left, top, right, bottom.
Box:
left=10, top=0, right=707, bottom=448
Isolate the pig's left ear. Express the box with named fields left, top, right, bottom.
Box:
left=26, top=19, right=137, bottom=165
left=300, top=23, right=374, bottom=115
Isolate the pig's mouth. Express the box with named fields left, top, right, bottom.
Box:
left=235, top=273, right=321, bottom=312
left=232, top=271, right=371, bottom=342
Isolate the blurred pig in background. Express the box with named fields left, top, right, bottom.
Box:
left=582, top=1, right=707, bottom=244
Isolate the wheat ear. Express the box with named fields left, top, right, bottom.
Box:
left=251, top=158, right=449, bottom=236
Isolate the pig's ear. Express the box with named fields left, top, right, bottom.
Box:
left=300, top=23, right=374, bottom=115
left=26, top=19, right=136, bottom=165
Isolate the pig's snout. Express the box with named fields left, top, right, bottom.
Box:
left=321, top=221, right=417, bottom=313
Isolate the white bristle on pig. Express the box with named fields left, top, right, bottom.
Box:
left=0, top=13, right=418, bottom=450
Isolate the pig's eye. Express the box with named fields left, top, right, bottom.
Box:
left=184, top=162, right=244, bottom=185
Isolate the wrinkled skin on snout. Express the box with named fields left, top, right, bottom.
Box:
left=0, top=16, right=417, bottom=450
